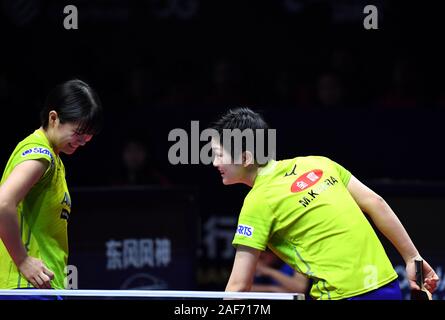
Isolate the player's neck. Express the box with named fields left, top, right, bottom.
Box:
left=39, top=127, right=59, bottom=154
left=242, top=166, right=259, bottom=187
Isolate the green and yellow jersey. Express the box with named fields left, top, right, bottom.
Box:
left=0, top=129, right=71, bottom=289
left=233, top=156, right=398, bottom=300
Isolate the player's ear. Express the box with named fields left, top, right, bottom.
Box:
left=242, top=151, right=254, bottom=167
left=48, top=110, right=59, bottom=127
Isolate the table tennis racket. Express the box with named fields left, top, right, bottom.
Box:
left=411, top=259, right=432, bottom=300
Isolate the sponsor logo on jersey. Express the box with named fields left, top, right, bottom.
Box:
left=60, top=209, right=70, bottom=220
left=60, top=192, right=71, bottom=220
left=236, top=224, right=254, bottom=237
left=291, top=169, right=323, bottom=192
left=21, top=147, right=54, bottom=165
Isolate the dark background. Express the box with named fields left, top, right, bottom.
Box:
left=0, top=0, right=444, bottom=299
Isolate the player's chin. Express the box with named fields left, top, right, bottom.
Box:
left=62, top=148, right=77, bottom=155
left=222, top=178, right=235, bottom=185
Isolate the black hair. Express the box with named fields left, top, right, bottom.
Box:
left=40, top=79, right=103, bottom=135
left=212, top=107, right=269, bottom=133
left=212, top=107, right=273, bottom=165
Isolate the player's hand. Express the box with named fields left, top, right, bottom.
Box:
left=18, top=256, right=55, bottom=289
left=406, top=258, right=439, bottom=293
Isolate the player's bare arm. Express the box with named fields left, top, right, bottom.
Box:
left=225, top=245, right=261, bottom=292
left=347, top=175, right=439, bottom=293
left=0, top=159, right=54, bottom=288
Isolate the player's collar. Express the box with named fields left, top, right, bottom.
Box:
left=34, top=129, right=57, bottom=155
left=34, top=128, right=48, bottom=142
left=257, top=159, right=277, bottom=176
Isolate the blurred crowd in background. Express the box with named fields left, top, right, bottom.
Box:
left=0, top=0, right=443, bottom=186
